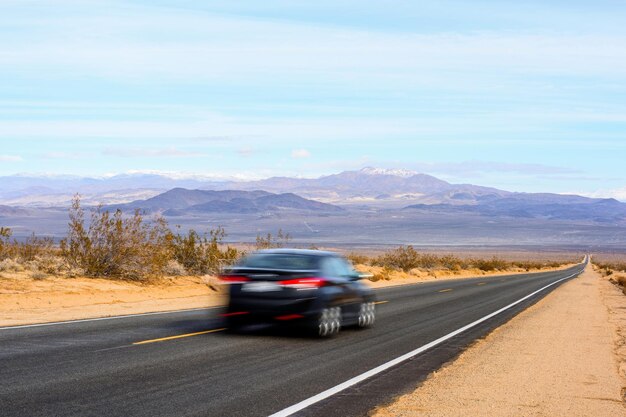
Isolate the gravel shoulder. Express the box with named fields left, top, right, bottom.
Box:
left=373, top=264, right=626, bottom=417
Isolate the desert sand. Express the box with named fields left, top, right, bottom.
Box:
left=373, top=264, right=626, bottom=417
left=0, top=274, right=226, bottom=327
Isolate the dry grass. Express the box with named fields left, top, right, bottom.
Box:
left=364, top=245, right=573, bottom=274
left=594, top=260, right=626, bottom=295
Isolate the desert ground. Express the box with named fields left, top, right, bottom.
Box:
left=373, top=263, right=626, bottom=417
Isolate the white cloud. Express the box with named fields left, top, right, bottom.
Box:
left=0, top=154, right=23, bottom=162
left=291, top=149, right=311, bottom=159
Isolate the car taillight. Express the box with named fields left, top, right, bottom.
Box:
left=279, top=277, right=326, bottom=289
left=219, top=275, right=250, bottom=284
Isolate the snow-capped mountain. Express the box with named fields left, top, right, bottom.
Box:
left=358, top=167, right=418, bottom=177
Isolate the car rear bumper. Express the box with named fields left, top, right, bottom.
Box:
left=226, top=295, right=321, bottom=323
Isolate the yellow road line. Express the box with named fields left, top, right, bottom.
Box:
left=438, top=288, right=453, bottom=293
left=477, top=282, right=487, bottom=286
left=133, top=328, right=225, bottom=345
left=374, top=300, right=388, bottom=305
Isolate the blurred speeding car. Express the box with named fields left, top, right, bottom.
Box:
left=219, top=249, right=376, bottom=337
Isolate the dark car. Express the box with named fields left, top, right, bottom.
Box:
left=219, top=249, right=376, bottom=337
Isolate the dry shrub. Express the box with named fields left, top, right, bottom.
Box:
left=469, top=256, right=509, bottom=272
left=0, top=227, right=14, bottom=260
left=169, top=227, right=240, bottom=275
left=372, top=247, right=570, bottom=276
left=0, top=258, right=23, bottom=273
left=29, top=256, right=65, bottom=275
left=438, top=254, right=467, bottom=271
left=371, top=267, right=394, bottom=282
left=60, top=196, right=172, bottom=281
left=374, top=247, right=475, bottom=272
left=163, top=259, right=187, bottom=276
left=347, top=252, right=370, bottom=265
left=373, top=245, right=421, bottom=272
left=58, top=195, right=241, bottom=280
left=0, top=227, right=61, bottom=275
left=16, top=233, right=55, bottom=262
left=596, top=262, right=626, bottom=274
left=255, top=229, right=291, bottom=249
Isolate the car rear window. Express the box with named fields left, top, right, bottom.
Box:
left=238, top=254, right=318, bottom=270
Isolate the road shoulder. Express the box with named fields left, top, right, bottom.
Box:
left=373, top=264, right=626, bottom=417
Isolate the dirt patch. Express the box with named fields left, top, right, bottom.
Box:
left=373, top=264, right=626, bottom=417
left=0, top=271, right=226, bottom=327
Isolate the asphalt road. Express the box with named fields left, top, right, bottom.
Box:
left=0, top=262, right=585, bottom=417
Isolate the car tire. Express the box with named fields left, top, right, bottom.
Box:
left=357, top=301, right=375, bottom=328
left=317, top=306, right=342, bottom=337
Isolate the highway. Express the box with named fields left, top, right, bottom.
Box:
left=0, top=262, right=585, bottom=417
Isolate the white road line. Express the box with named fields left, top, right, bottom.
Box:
left=268, top=268, right=583, bottom=417
left=0, top=306, right=218, bottom=331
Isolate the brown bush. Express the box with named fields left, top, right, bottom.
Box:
left=596, top=262, right=626, bottom=274
left=371, top=266, right=394, bottom=282
left=16, top=233, right=55, bottom=262
left=0, top=227, right=13, bottom=260
left=60, top=196, right=172, bottom=281
left=255, top=229, right=291, bottom=249
left=0, top=258, right=23, bottom=273
left=169, top=227, right=240, bottom=275
left=469, top=256, right=509, bottom=272
left=347, top=252, right=370, bottom=265
left=371, top=247, right=572, bottom=275
left=373, top=247, right=467, bottom=272
left=438, top=254, right=467, bottom=271
left=373, top=245, right=421, bottom=272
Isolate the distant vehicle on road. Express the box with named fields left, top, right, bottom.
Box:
left=220, top=249, right=376, bottom=337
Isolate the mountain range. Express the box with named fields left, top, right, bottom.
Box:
left=0, top=167, right=511, bottom=207
left=0, top=168, right=626, bottom=234
left=108, top=189, right=343, bottom=215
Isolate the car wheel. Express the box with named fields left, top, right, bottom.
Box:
left=317, top=306, right=341, bottom=337
left=357, top=301, right=375, bottom=328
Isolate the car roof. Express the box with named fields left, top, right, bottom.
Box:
left=252, top=248, right=338, bottom=257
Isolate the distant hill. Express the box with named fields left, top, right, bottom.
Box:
left=214, top=167, right=509, bottom=206
left=1, top=170, right=626, bottom=247
left=0, top=168, right=509, bottom=207
left=405, top=194, right=626, bottom=223
left=1, top=167, right=624, bottom=224
left=0, top=205, right=29, bottom=216
left=108, top=188, right=344, bottom=215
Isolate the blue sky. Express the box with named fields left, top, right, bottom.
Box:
left=1, top=0, right=625, bottom=199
